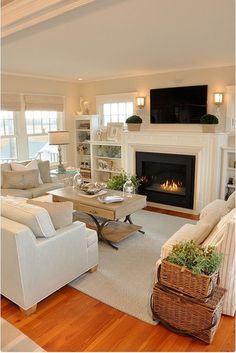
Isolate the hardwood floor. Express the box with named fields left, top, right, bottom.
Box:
left=1, top=287, right=235, bottom=352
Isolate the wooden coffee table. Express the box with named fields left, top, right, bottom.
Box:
left=47, top=186, right=147, bottom=250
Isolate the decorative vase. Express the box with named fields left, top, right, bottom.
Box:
left=202, top=125, right=216, bottom=133
left=127, top=124, right=141, bottom=131
left=73, top=169, right=83, bottom=190
left=123, top=173, right=135, bottom=197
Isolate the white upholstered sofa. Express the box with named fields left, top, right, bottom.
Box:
left=1, top=197, right=98, bottom=314
left=1, top=160, right=62, bottom=198
left=157, top=192, right=235, bottom=317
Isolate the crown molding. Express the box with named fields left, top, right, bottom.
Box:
left=2, top=71, right=79, bottom=83
left=1, top=0, right=95, bottom=38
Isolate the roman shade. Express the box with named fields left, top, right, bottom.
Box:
left=24, top=95, right=64, bottom=111
left=1, top=93, right=21, bottom=111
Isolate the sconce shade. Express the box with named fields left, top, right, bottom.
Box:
left=48, top=130, right=70, bottom=145
left=136, top=96, right=145, bottom=108
left=213, top=92, right=223, bottom=105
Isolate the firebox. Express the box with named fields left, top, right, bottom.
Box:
left=136, top=152, right=195, bottom=209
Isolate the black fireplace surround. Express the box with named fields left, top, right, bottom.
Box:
left=136, top=152, right=195, bottom=209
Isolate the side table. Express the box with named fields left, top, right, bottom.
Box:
left=50, top=169, right=77, bottom=186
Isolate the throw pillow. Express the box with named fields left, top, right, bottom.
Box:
left=1, top=163, right=11, bottom=188
left=202, top=209, right=236, bottom=248
left=200, top=199, right=229, bottom=220
left=0, top=195, right=28, bottom=204
left=27, top=200, right=73, bottom=229
left=11, top=160, right=43, bottom=184
left=161, top=222, right=212, bottom=260
left=226, top=191, right=235, bottom=210
left=37, top=160, right=52, bottom=183
left=0, top=201, right=56, bottom=238
left=2, top=170, right=40, bottom=190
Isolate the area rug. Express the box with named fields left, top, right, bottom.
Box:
left=70, top=210, right=195, bottom=325
left=1, top=318, right=45, bottom=352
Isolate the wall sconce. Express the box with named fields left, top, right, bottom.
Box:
left=136, top=96, right=145, bottom=109
left=213, top=92, right=224, bottom=105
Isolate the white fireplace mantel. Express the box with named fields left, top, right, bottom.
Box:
left=121, top=131, right=228, bottom=212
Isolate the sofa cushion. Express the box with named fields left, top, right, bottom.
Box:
left=38, top=160, right=52, bottom=183
left=226, top=191, right=235, bottom=210
left=202, top=209, right=236, bottom=248
left=161, top=222, right=212, bottom=259
left=2, top=170, right=40, bottom=190
left=1, top=201, right=56, bottom=238
left=1, top=163, right=11, bottom=188
left=200, top=199, right=229, bottom=220
left=11, top=160, right=43, bottom=184
left=198, top=210, right=222, bottom=231
left=27, top=199, right=73, bottom=230
left=1, top=188, right=33, bottom=198
left=29, top=182, right=63, bottom=198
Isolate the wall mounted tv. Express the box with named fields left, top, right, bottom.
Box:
left=150, top=85, right=208, bottom=124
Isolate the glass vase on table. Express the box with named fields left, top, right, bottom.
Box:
left=73, top=169, right=84, bottom=190
left=123, top=173, right=135, bottom=198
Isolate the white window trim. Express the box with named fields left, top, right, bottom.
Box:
left=96, top=92, right=137, bottom=126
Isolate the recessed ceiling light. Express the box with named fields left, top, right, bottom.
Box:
left=77, top=78, right=83, bottom=81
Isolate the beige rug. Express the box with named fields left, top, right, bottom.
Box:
left=70, top=210, right=195, bottom=324
left=1, top=318, right=45, bottom=352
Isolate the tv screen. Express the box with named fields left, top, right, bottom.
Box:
left=150, top=85, right=208, bottom=124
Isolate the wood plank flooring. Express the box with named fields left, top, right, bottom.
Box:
left=1, top=207, right=234, bottom=352
left=1, top=287, right=235, bottom=352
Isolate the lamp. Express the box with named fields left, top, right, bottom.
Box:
left=213, top=92, right=224, bottom=105
left=48, top=130, right=70, bottom=172
left=136, top=96, right=145, bottom=109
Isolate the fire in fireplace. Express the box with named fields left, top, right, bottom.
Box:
left=136, top=152, right=195, bottom=209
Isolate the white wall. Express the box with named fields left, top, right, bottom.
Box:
left=2, top=74, right=80, bottom=166
left=79, top=65, right=235, bottom=132
left=2, top=66, right=234, bottom=167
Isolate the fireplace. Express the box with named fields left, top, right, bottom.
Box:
left=136, top=152, right=195, bottom=209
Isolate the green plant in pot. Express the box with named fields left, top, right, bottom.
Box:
left=160, top=240, right=223, bottom=300
left=126, top=115, right=142, bottom=131
left=106, top=171, right=141, bottom=193
left=200, top=114, right=219, bottom=133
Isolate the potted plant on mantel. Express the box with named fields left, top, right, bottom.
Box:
left=126, top=115, right=142, bottom=131
left=200, top=114, right=219, bottom=133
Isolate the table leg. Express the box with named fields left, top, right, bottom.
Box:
left=88, top=214, right=118, bottom=250
left=124, top=215, right=145, bottom=234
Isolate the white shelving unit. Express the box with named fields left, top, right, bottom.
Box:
left=220, top=147, right=236, bottom=200
left=75, top=115, right=124, bottom=182
left=91, top=141, right=123, bottom=182
left=75, top=115, right=99, bottom=182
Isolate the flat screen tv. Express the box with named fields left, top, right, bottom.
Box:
left=150, top=85, right=208, bottom=124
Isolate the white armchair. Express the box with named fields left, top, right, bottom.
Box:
left=1, top=216, right=98, bottom=314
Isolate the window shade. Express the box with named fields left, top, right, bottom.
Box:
left=1, top=94, right=21, bottom=111
left=24, top=95, right=64, bottom=111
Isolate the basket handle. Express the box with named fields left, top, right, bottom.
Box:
left=157, top=263, right=219, bottom=302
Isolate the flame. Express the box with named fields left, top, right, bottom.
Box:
left=161, top=179, right=182, bottom=192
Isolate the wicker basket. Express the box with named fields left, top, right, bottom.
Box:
left=159, top=260, right=219, bottom=301
left=151, top=283, right=225, bottom=344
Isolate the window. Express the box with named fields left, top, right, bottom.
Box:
left=96, top=93, right=135, bottom=126
left=25, top=111, right=61, bottom=160
left=0, top=94, right=64, bottom=163
left=0, top=111, right=18, bottom=162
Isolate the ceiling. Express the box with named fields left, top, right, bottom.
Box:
left=2, top=0, right=235, bottom=82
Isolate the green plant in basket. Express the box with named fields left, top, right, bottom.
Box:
left=166, top=240, right=223, bottom=275
left=106, top=171, right=141, bottom=193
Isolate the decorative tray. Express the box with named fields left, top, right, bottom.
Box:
left=97, top=195, right=124, bottom=204
left=76, top=190, right=107, bottom=198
